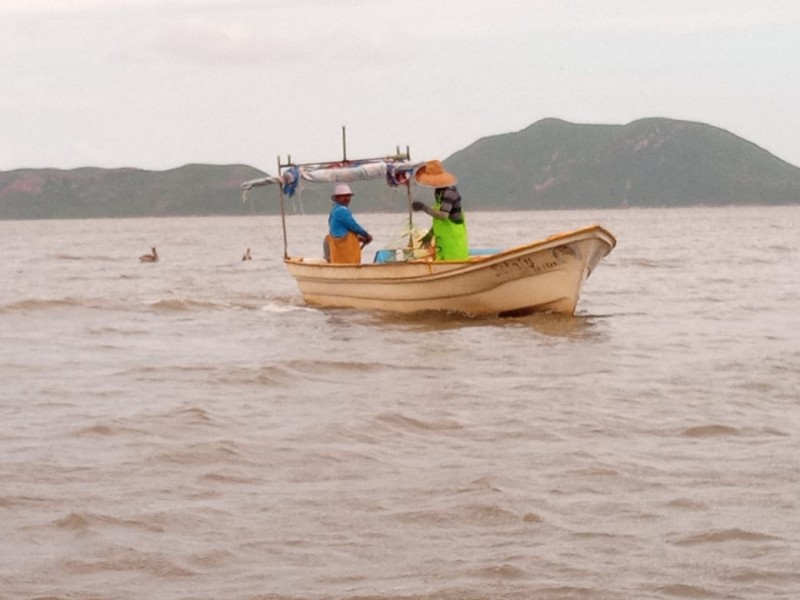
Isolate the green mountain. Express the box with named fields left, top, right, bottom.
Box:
left=444, top=117, right=800, bottom=209
left=1, top=118, right=799, bottom=219
left=0, top=164, right=268, bottom=219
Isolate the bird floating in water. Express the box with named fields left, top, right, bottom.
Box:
left=242, top=247, right=252, bottom=261
left=139, top=247, right=158, bottom=262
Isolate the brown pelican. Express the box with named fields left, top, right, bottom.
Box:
left=139, top=247, right=158, bottom=262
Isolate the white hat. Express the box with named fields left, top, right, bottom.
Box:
left=332, top=183, right=353, bottom=198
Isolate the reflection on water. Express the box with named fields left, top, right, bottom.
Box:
left=514, top=312, right=601, bottom=338
left=370, top=306, right=600, bottom=338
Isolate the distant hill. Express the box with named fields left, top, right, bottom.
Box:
left=444, top=118, right=800, bottom=209
left=1, top=118, right=799, bottom=219
left=0, top=164, right=268, bottom=219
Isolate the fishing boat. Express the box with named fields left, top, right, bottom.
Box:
left=241, top=138, right=615, bottom=317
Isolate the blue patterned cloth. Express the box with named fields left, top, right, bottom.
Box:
left=282, top=166, right=300, bottom=197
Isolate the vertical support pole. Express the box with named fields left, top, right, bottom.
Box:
left=277, top=155, right=288, bottom=259
left=406, top=182, right=414, bottom=250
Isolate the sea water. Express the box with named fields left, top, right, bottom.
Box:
left=1, top=206, right=798, bottom=599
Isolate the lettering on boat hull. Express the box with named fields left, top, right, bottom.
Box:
left=490, top=244, right=582, bottom=279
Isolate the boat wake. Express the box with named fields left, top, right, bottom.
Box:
left=259, top=297, right=316, bottom=314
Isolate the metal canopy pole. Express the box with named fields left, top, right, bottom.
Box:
left=276, top=155, right=288, bottom=259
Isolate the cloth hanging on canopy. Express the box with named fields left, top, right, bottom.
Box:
left=301, top=162, right=387, bottom=183
left=386, top=163, right=415, bottom=187
left=240, top=175, right=282, bottom=190
left=240, top=160, right=422, bottom=199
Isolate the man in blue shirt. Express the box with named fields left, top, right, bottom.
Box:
left=324, top=183, right=372, bottom=263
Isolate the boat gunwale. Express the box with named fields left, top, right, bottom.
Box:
left=284, top=224, right=616, bottom=285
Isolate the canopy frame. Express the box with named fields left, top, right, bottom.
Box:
left=243, top=127, right=421, bottom=260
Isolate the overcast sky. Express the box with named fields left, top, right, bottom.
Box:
left=3, top=0, right=799, bottom=172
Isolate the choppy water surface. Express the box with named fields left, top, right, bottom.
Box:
left=1, top=207, right=798, bottom=599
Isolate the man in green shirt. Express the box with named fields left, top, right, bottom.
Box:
left=412, top=160, right=469, bottom=260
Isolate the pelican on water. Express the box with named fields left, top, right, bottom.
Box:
left=242, top=247, right=252, bottom=261
left=139, top=247, right=158, bottom=262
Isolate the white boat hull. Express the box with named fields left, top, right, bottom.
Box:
left=284, top=225, right=616, bottom=316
